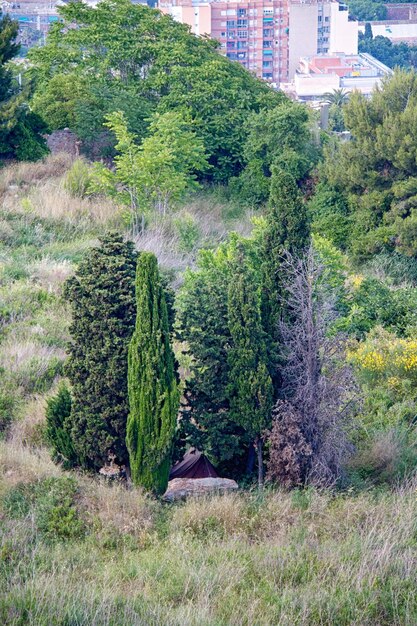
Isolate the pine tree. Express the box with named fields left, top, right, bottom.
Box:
left=64, top=233, right=137, bottom=470
left=127, top=252, right=179, bottom=494
left=227, top=250, right=274, bottom=487
left=261, top=166, right=310, bottom=393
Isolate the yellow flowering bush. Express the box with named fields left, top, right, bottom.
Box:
left=348, top=326, right=417, bottom=386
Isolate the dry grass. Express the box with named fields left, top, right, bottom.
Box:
left=8, top=393, right=49, bottom=448
left=28, top=256, right=73, bottom=293
left=0, top=153, right=74, bottom=193
left=0, top=440, right=416, bottom=625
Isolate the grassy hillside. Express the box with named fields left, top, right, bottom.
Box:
left=1, top=440, right=416, bottom=625
left=1, top=155, right=417, bottom=625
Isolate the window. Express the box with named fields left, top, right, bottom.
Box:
left=228, top=31, right=235, bottom=38
left=237, top=30, right=248, bottom=38
left=237, top=52, right=247, bottom=59
left=263, top=7, right=273, bottom=14
left=325, top=16, right=329, bottom=21
left=226, top=20, right=236, bottom=28
left=227, top=41, right=235, bottom=48
left=263, top=29, right=273, bottom=37
left=221, top=32, right=226, bottom=37
left=238, top=8, right=247, bottom=17
left=237, top=40, right=247, bottom=49
left=227, top=52, right=237, bottom=60
left=237, top=19, right=247, bottom=27
left=263, top=72, right=273, bottom=79
left=263, top=60, right=272, bottom=67
left=263, top=40, right=272, bottom=47
left=227, top=9, right=236, bottom=15
left=263, top=49, right=273, bottom=56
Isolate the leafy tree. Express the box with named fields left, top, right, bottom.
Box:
left=348, top=0, right=387, bottom=21
left=46, top=383, right=77, bottom=468
left=64, top=233, right=137, bottom=471
left=227, top=250, right=273, bottom=487
left=29, top=0, right=280, bottom=180
left=91, top=110, right=208, bottom=233
left=0, top=12, right=47, bottom=160
left=359, top=34, right=417, bottom=70
left=127, top=252, right=179, bottom=494
left=232, top=102, right=316, bottom=205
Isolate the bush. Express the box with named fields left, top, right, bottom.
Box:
left=46, top=383, right=77, bottom=468
left=1, top=476, right=86, bottom=541
left=173, top=211, right=200, bottom=252
left=63, top=159, right=92, bottom=198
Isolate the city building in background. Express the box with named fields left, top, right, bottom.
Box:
left=159, top=0, right=358, bottom=85
left=281, top=52, right=392, bottom=101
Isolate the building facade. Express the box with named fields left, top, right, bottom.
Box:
left=159, top=0, right=357, bottom=84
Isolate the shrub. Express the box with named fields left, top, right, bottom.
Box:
left=266, top=400, right=312, bottom=489
left=173, top=211, right=200, bottom=252
left=46, top=383, right=77, bottom=468
left=63, top=158, right=93, bottom=198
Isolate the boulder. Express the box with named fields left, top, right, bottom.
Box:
left=163, top=477, right=238, bottom=502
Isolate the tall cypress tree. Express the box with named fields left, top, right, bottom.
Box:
left=127, top=252, right=179, bottom=494
left=227, top=251, right=274, bottom=487
left=64, top=232, right=137, bottom=470
left=261, top=166, right=310, bottom=394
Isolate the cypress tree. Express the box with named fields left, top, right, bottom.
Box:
left=46, top=382, right=77, bottom=468
left=261, top=166, right=310, bottom=394
left=127, top=252, right=179, bottom=494
left=64, top=232, right=137, bottom=470
left=227, top=251, right=274, bottom=487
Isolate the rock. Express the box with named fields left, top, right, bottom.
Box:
left=163, top=477, right=238, bottom=502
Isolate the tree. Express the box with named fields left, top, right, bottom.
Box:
left=227, top=251, right=274, bottom=487
left=175, top=238, right=257, bottom=477
left=260, top=167, right=310, bottom=393
left=46, top=382, right=77, bottom=468
left=0, top=12, right=47, bottom=160
left=232, top=102, right=317, bottom=205
left=90, top=110, right=208, bottom=233
left=276, top=248, right=356, bottom=486
left=321, top=88, right=349, bottom=107
left=127, top=252, right=179, bottom=494
left=29, top=0, right=280, bottom=180
left=64, top=233, right=137, bottom=470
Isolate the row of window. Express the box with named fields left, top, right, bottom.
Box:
left=224, top=18, right=285, bottom=28
left=220, top=8, right=285, bottom=17
left=220, top=28, right=284, bottom=38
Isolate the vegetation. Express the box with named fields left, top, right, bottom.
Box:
left=2, top=3, right=417, bottom=621
left=64, top=233, right=137, bottom=470
left=127, top=252, right=179, bottom=494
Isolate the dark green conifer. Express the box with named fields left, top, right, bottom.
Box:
left=261, top=166, right=310, bottom=393
left=46, top=382, right=77, bottom=468
left=127, top=253, right=179, bottom=494
left=227, top=251, right=274, bottom=487
left=64, top=233, right=137, bottom=470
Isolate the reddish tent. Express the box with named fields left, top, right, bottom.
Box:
left=169, top=449, right=218, bottom=480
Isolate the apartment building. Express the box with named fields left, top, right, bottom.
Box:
left=159, top=0, right=357, bottom=84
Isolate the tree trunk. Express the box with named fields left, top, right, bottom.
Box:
left=256, top=437, right=263, bottom=489
left=246, top=443, right=256, bottom=475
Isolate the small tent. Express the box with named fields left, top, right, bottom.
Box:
left=169, top=449, right=218, bottom=480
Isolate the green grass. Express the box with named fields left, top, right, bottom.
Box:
left=0, top=441, right=416, bottom=625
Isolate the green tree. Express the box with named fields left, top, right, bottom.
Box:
left=91, top=110, right=208, bottom=233
left=64, top=233, right=137, bottom=470
left=232, top=102, right=317, bottom=205
left=261, top=167, right=310, bottom=392
left=321, top=88, right=349, bottom=107
left=29, top=0, right=280, bottom=180
left=46, top=383, right=77, bottom=468
left=227, top=251, right=274, bottom=487
left=0, top=12, right=47, bottom=160
left=127, top=252, right=179, bottom=494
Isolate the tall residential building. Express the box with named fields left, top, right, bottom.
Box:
left=159, top=0, right=358, bottom=85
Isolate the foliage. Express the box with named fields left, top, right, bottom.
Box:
left=231, top=102, right=317, bottom=205
left=318, top=71, right=417, bottom=259
left=64, top=232, right=137, bottom=470
left=261, top=168, right=310, bottom=393
left=127, top=252, right=179, bottom=494
left=266, top=400, right=312, bottom=489
left=0, top=13, right=48, bottom=161
left=348, top=0, right=386, bottom=21
left=359, top=33, right=417, bottom=70
left=227, top=249, right=273, bottom=485
left=90, top=110, right=208, bottom=232
left=45, top=382, right=77, bottom=468
left=29, top=0, right=280, bottom=180
left=63, top=158, right=92, bottom=198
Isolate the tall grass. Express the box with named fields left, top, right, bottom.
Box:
left=1, top=441, right=416, bottom=625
